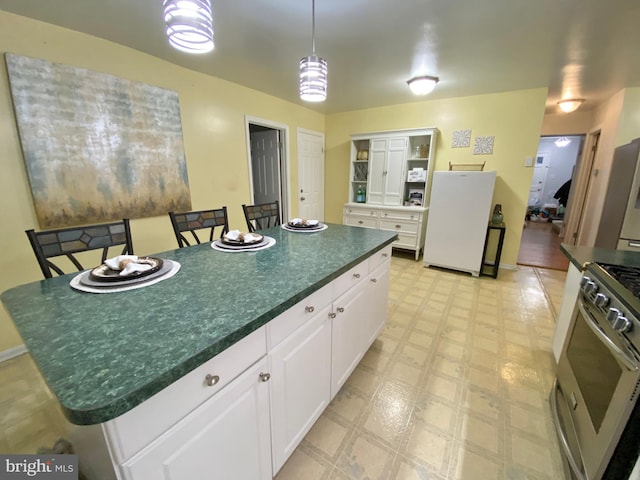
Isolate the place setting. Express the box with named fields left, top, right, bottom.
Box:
left=281, top=218, right=328, bottom=233
left=69, top=255, right=181, bottom=294
left=211, top=230, right=276, bottom=253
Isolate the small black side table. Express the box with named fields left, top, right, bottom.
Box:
left=481, top=222, right=506, bottom=278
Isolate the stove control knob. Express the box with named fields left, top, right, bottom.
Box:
left=607, top=308, right=621, bottom=324
left=612, top=315, right=632, bottom=333
left=580, top=276, right=591, bottom=287
left=583, top=281, right=598, bottom=295
left=594, top=293, right=609, bottom=308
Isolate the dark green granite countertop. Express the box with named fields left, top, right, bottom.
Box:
left=1, top=224, right=396, bottom=425
left=561, top=243, right=640, bottom=270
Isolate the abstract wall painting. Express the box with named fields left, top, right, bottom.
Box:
left=5, top=53, right=192, bottom=229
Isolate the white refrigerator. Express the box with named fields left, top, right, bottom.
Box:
left=423, top=171, right=496, bottom=276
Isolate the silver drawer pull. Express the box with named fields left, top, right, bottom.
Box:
left=371, top=278, right=377, bottom=283
left=259, top=372, right=271, bottom=382
left=205, top=374, right=220, bottom=387
left=353, top=273, right=361, bottom=279
left=337, top=307, right=345, bottom=313
left=305, top=305, right=315, bottom=313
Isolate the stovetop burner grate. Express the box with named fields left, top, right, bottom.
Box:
left=599, top=264, right=640, bottom=300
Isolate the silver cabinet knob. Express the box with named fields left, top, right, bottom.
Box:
left=395, top=224, right=401, bottom=229
left=259, top=372, right=271, bottom=382
left=382, top=253, right=388, bottom=258
left=300, top=197, right=306, bottom=201
left=358, top=220, right=364, bottom=224
left=329, top=312, right=337, bottom=319
left=371, top=278, right=377, bottom=283
left=305, top=305, right=315, bottom=313
left=353, top=273, right=360, bottom=279
left=205, top=374, right=220, bottom=387
left=337, top=307, right=345, bottom=313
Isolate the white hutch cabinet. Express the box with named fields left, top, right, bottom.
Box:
left=344, top=128, right=438, bottom=260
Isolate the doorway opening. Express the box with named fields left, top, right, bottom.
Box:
left=245, top=116, right=290, bottom=221
left=517, top=134, right=585, bottom=270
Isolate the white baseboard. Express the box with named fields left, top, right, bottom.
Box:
left=0, top=344, right=28, bottom=363
left=500, top=263, right=518, bottom=271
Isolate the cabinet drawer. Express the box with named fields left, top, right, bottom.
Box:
left=105, top=326, right=267, bottom=463
left=333, top=260, right=368, bottom=299
left=345, top=215, right=377, bottom=228
left=344, top=207, right=378, bottom=218
left=368, top=245, right=392, bottom=271
left=379, top=209, right=422, bottom=222
left=392, top=232, right=418, bottom=248
left=380, top=219, right=419, bottom=234
left=267, top=282, right=332, bottom=349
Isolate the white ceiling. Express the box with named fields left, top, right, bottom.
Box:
left=1, top=0, right=639, bottom=115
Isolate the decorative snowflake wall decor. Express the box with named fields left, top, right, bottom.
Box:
left=451, top=129, right=471, bottom=148
left=473, top=136, right=495, bottom=155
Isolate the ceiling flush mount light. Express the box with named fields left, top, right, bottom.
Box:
left=299, top=0, right=327, bottom=102
left=555, top=137, right=572, bottom=148
left=557, top=98, right=585, bottom=113
left=407, top=76, right=439, bottom=96
left=163, top=0, right=214, bottom=54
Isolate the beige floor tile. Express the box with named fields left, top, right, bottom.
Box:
left=508, top=403, right=549, bottom=440
left=304, top=414, right=352, bottom=460
left=336, top=433, right=395, bottom=480
left=466, top=365, right=499, bottom=393
left=398, top=343, right=431, bottom=368
left=431, top=354, right=464, bottom=379
left=361, top=381, right=413, bottom=445
left=424, top=373, right=460, bottom=403
left=509, top=430, right=559, bottom=477
left=275, top=446, right=332, bottom=480
left=449, top=442, right=504, bottom=480
left=461, top=385, right=503, bottom=420
left=328, top=385, right=369, bottom=425
left=359, top=347, right=391, bottom=374
left=388, top=360, right=423, bottom=387
left=344, top=365, right=381, bottom=399
left=370, top=335, right=400, bottom=356
left=403, top=423, right=452, bottom=475
left=436, top=339, right=466, bottom=361
left=456, top=413, right=501, bottom=456
left=390, top=454, right=444, bottom=480
left=411, top=395, right=456, bottom=435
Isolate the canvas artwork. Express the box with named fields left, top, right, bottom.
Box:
left=5, top=53, right=191, bottom=229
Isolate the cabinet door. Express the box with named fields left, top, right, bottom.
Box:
left=269, top=305, right=332, bottom=474
left=331, top=280, right=368, bottom=398
left=383, top=138, right=408, bottom=205
left=122, top=359, right=272, bottom=480
left=367, top=138, right=388, bottom=204
left=364, top=261, right=391, bottom=348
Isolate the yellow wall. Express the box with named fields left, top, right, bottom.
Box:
left=0, top=12, right=324, bottom=351
left=541, top=111, right=595, bottom=136
left=325, top=88, right=548, bottom=268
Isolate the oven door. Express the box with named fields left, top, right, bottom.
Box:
left=551, top=296, right=640, bottom=480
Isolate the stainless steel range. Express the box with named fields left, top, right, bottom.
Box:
left=551, top=262, right=640, bottom=479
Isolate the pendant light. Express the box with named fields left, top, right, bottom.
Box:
left=299, top=0, right=327, bottom=102
left=555, top=137, right=571, bottom=148
left=163, top=0, right=214, bottom=54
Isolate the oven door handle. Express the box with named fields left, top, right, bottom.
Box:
left=550, top=379, right=587, bottom=480
left=578, top=302, right=639, bottom=372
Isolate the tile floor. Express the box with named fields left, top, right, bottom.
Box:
left=0, top=253, right=568, bottom=479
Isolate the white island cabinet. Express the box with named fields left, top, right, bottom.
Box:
left=71, top=244, right=393, bottom=480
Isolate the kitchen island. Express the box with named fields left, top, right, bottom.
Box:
left=1, top=223, right=397, bottom=479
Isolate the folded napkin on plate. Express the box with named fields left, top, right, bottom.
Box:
left=290, top=218, right=319, bottom=226
left=224, top=230, right=262, bottom=243
left=103, top=255, right=153, bottom=276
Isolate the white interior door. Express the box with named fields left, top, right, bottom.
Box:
left=528, top=153, right=549, bottom=205
left=297, top=129, right=324, bottom=220
left=251, top=130, right=281, bottom=205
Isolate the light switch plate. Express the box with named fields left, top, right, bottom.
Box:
left=524, top=156, right=533, bottom=167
